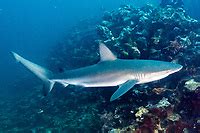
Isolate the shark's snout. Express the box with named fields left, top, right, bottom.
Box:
left=164, top=63, right=183, bottom=75
left=171, top=63, right=183, bottom=72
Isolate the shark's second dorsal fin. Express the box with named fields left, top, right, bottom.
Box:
left=99, top=43, right=117, bottom=61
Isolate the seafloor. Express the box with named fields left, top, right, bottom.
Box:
left=0, top=4, right=200, bottom=133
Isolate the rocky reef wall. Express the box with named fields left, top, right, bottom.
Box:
left=46, top=4, right=200, bottom=132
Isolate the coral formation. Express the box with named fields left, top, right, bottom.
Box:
left=184, top=79, right=200, bottom=91
left=45, top=4, right=200, bottom=132
left=46, top=4, right=200, bottom=132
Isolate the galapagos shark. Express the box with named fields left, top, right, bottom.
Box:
left=11, top=43, right=182, bottom=101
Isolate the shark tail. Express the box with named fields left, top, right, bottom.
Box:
left=11, top=52, right=55, bottom=96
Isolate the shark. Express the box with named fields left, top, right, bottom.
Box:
left=11, top=43, right=183, bottom=101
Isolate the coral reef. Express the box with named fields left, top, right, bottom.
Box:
left=1, top=3, right=200, bottom=132
left=46, top=4, right=200, bottom=132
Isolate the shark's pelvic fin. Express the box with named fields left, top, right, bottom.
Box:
left=11, top=52, right=55, bottom=96
left=110, top=80, right=138, bottom=101
left=99, top=43, right=117, bottom=61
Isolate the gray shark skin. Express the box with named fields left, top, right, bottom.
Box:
left=11, top=43, right=182, bottom=101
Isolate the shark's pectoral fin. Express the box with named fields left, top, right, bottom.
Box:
left=110, top=80, right=138, bottom=101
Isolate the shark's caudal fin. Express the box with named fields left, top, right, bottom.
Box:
left=11, top=52, right=55, bottom=96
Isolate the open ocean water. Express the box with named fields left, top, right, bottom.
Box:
left=0, top=0, right=200, bottom=132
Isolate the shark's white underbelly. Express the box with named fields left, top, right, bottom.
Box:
left=54, top=70, right=173, bottom=88
left=54, top=73, right=131, bottom=87
left=80, top=79, right=127, bottom=87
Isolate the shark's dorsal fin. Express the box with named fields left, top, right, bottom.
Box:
left=99, top=43, right=117, bottom=61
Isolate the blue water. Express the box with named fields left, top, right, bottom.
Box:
left=0, top=0, right=159, bottom=91
left=1, top=0, right=200, bottom=92
left=0, top=0, right=200, bottom=131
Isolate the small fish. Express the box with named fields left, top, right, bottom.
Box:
left=11, top=43, right=182, bottom=101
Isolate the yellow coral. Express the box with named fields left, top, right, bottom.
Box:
left=135, top=106, right=149, bottom=118
left=185, top=79, right=200, bottom=91
left=109, top=125, right=136, bottom=133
